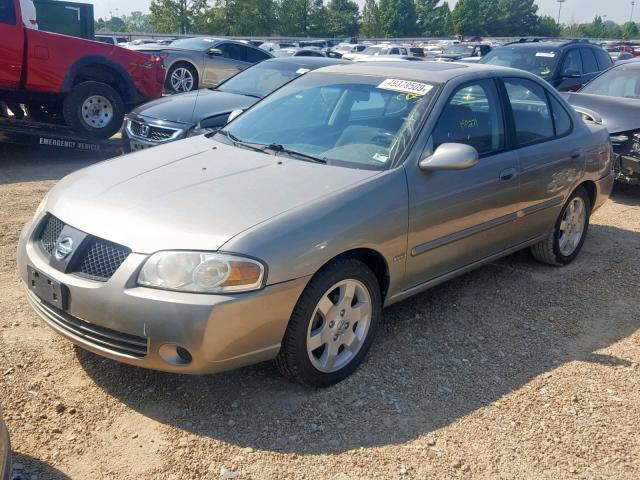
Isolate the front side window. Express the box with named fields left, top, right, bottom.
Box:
left=504, top=78, right=554, bottom=145
left=220, top=73, right=437, bottom=169
left=562, top=49, right=583, bottom=75
left=0, top=0, right=16, bottom=24
left=432, top=80, right=505, bottom=155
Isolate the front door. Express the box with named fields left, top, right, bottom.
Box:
left=0, top=0, right=23, bottom=89
left=404, top=79, right=520, bottom=289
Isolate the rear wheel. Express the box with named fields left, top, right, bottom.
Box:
left=166, top=63, right=198, bottom=93
left=530, top=186, right=591, bottom=266
left=62, top=81, right=124, bottom=140
left=275, top=258, right=382, bottom=387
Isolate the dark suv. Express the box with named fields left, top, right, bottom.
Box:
left=479, top=39, right=613, bottom=91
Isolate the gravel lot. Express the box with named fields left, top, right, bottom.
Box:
left=1, top=144, right=639, bottom=480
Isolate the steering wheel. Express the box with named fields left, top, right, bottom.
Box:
left=370, top=133, right=393, bottom=147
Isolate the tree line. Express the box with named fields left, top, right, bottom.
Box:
left=95, top=0, right=640, bottom=40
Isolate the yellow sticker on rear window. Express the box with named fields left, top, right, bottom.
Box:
left=378, top=78, right=433, bottom=96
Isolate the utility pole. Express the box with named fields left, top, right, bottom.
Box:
left=632, top=2, right=636, bottom=22
left=557, top=0, right=566, bottom=26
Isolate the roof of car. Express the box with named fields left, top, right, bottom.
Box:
left=315, top=61, right=525, bottom=83
left=499, top=39, right=602, bottom=49
left=264, top=57, right=348, bottom=67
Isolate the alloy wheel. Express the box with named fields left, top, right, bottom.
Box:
left=170, top=67, right=195, bottom=92
left=558, top=196, right=587, bottom=256
left=306, top=279, right=372, bottom=373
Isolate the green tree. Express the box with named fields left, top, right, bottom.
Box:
left=361, top=0, right=381, bottom=38
left=216, top=0, right=274, bottom=35
left=326, top=0, right=360, bottom=37
left=494, top=0, right=539, bottom=36
left=308, top=0, right=328, bottom=36
left=106, top=16, right=126, bottom=31
left=478, top=0, right=500, bottom=35
left=148, top=0, right=209, bottom=34
left=451, top=0, right=481, bottom=35
left=622, top=21, right=639, bottom=39
left=276, top=0, right=309, bottom=36
left=122, top=11, right=153, bottom=32
left=537, top=15, right=560, bottom=37
left=378, top=0, right=416, bottom=37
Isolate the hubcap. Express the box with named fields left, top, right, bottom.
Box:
left=558, top=197, right=586, bottom=256
left=306, top=279, right=372, bottom=373
left=81, top=95, right=113, bottom=129
left=170, top=67, right=195, bottom=92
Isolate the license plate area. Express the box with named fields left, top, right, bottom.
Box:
left=28, top=266, right=68, bottom=310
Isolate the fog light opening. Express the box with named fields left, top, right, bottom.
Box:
left=158, top=344, right=193, bottom=366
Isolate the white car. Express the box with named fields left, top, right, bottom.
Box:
left=343, top=44, right=409, bottom=61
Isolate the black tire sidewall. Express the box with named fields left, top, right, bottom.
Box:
left=62, top=81, right=124, bottom=140
left=165, top=63, right=199, bottom=93
left=283, top=259, right=382, bottom=387
left=552, top=187, right=591, bottom=265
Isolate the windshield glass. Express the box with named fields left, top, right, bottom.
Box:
left=217, top=61, right=308, bottom=98
left=219, top=73, right=437, bottom=170
left=169, top=38, right=217, bottom=51
left=581, top=66, right=640, bottom=98
left=444, top=44, right=475, bottom=55
left=362, top=46, right=388, bottom=55
left=480, top=47, right=559, bottom=77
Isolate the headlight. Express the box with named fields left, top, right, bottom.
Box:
left=186, top=125, right=216, bottom=137
left=138, top=251, right=266, bottom=293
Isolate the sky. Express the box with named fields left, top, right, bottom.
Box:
left=88, top=0, right=640, bottom=26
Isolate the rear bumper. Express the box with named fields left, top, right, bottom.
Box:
left=593, top=171, right=614, bottom=212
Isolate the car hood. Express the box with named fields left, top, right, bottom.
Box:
left=129, top=89, right=258, bottom=125
left=46, top=136, right=379, bottom=253
left=563, top=92, right=640, bottom=133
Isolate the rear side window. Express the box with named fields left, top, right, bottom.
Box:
left=562, top=49, right=583, bottom=75
left=548, top=95, right=572, bottom=137
left=0, top=0, right=16, bottom=24
left=432, top=80, right=505, bottom=155
left=246, top=47, right=270, bottom=63
left=389, top=48, right=399, bottom=55
left=580, top=48, right=599, bottom=74
left=503, top=78, right=554, bottom=145
left=594, top=48, right=614, bottom=70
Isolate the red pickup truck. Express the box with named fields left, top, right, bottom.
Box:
left=0, top=0, right=165, bottom=139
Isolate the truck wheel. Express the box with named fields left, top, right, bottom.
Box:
left=165, top=63, right=198, bottom=93
left=62, top=81, right=124, bottom=140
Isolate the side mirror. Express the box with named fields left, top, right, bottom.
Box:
left=208, top=48, right=223, bottom=56
left=419, top=143, right=479, bottom=171
left=563, top=69, right=581, bottom=78
left=227, top=109, right=243, bottom=123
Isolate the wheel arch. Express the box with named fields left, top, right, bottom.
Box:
left=317, top=248, right=391, bottom=302
left=577, top=180, right=597, bottom=209
left=62, top=56, right=137, bottom=104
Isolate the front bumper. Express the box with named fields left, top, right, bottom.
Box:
left=615, top=154, right=640, bottom=184
left=18, top=216, right=309, bottom=374
left=124, top=113, right=190, bottom=151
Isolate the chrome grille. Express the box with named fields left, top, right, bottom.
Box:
left=128, top=120, right=180, bottom=142
left=77, top=239, right=131, bottom=281
left=29, top=291, right=148, bottom=358
left=38, top=215, right=130, bottom=282
left=40, top=215, right=64, bottom=255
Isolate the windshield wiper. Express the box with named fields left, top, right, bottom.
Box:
left=262, top=144, right=327, bottom=164
left=216, top=130, right=265, bottom=152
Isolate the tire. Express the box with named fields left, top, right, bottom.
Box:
left=165, top=63, right=198, bottom=93
left=530, top=186, right=591, bottom=266
left=62, top=81, right=124, bottom=140
left=275, top=257, right=382, bottom=387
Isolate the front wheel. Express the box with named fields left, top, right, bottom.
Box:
left=530, top=186, right=591, bottom=266
left=275, top=258, right=382, bottom=387
left=62, top=81, right=124, bottom=140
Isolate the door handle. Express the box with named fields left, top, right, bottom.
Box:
left=571, top=150, right=582, bottom=159
left=499, top=168, right=517, bottom=181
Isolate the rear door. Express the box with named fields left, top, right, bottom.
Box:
left=0, top=0, right=23, bottom=89
left=404, top=79, right=520, bottom=288
left=579, top=48, right=601, bottom=85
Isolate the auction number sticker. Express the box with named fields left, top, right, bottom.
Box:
left=535, top=52, right=556, bottom=58
left=378, top=78, right=433, bottom=96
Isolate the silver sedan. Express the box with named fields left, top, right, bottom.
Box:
left=132, top=38, right=273, bottom=93
left=19, top=62, right=614, bottom=387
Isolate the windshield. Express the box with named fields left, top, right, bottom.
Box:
left=581, top=66, right=640, bottom=99
left=218, top=73, right=437, bottom=170
left=444, top=45, right=475, bottom=55
left=362, top=46, right=388, bottom=56
left=480, top=47, right=559, bottom=77
left=169, top=38, right=217, bottom=51
left=217, top=61, right=308, bottom=98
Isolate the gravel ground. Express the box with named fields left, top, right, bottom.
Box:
left=1, top=145, right=639, bottom=480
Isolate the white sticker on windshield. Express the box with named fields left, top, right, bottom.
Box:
left=372, top=153, right=389, bottom=162
left=296, top=68, right=311, bottom=74
left=535, top=52, right=556, bottom=58
left=377, top=78, right=433, bottom=96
